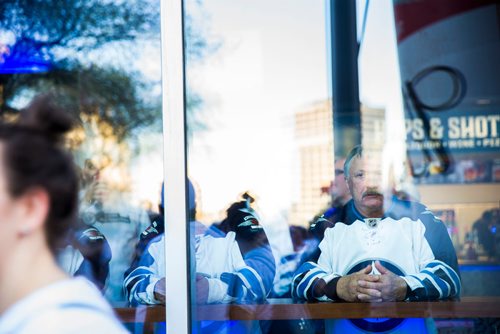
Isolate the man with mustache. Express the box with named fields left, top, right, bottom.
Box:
left=292, top=145, right=460, bottom=333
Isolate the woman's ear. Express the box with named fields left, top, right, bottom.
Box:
left=16, top=188, right=50, bottom=238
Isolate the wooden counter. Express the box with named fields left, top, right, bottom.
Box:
left=115, top=297, right=500, bottom=323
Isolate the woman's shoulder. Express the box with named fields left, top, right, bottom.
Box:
left=0, top=278, right=127, bottom=334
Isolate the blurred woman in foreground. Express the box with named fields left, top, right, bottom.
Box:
left=0, top=95, right=127, bottom=333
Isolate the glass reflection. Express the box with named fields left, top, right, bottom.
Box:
left=3, top=0, right=497, bottom=332
left=1, top=0, right=164, bottom=330
left=184, top=0, right=499, bottom=333
left=185, top=0, right=329, bottom=333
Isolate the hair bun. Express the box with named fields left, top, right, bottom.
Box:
left=19, top=94, right=75, bottom=143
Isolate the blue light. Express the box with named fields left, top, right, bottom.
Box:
left=0, top=59, right=51, bottom=74
left=0, top=44, right=51, bottom=74
left=459, top=265, right=500, bottom=272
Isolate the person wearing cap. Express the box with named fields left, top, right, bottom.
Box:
left=292, top=145, right=461, bottom=333
left=124, top=191, right=275, bottom=333
left=124, top=189, right=276, bottom=307
left=123, top=180, right=196, bottom=305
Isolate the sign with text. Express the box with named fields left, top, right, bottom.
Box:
left=405, top=110, right=499, bottom=153
left=394, top=0, right=500, bottom=184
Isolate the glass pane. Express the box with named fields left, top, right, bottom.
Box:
left=184, top=0, right=499, bottom=333
left=391, top=0, right=500, bottom=287
left=1, top=0, right=164, bottom=332
left=184, top=0, right=329, bottom=332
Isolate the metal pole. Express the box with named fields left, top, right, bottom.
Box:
left=327, top=0, right=362, bottom=157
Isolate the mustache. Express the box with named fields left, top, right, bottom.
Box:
left=362, top=189, right=383, bottom=198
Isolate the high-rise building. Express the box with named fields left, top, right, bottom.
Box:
left=289, top=100, right=385, bottom=227
left=289, top=100, right=334, bottom=226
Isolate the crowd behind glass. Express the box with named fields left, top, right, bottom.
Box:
left=1, top=95, right=496, bottom=334
left=59, top=147, right=500, bottom=308
left=58, top=143, right=480, bottom=311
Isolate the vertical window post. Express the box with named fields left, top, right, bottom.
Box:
left=161, top=0, right=190, bottom=333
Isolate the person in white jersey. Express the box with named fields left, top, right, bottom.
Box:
left=292, top=145, right=461, bottom=333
